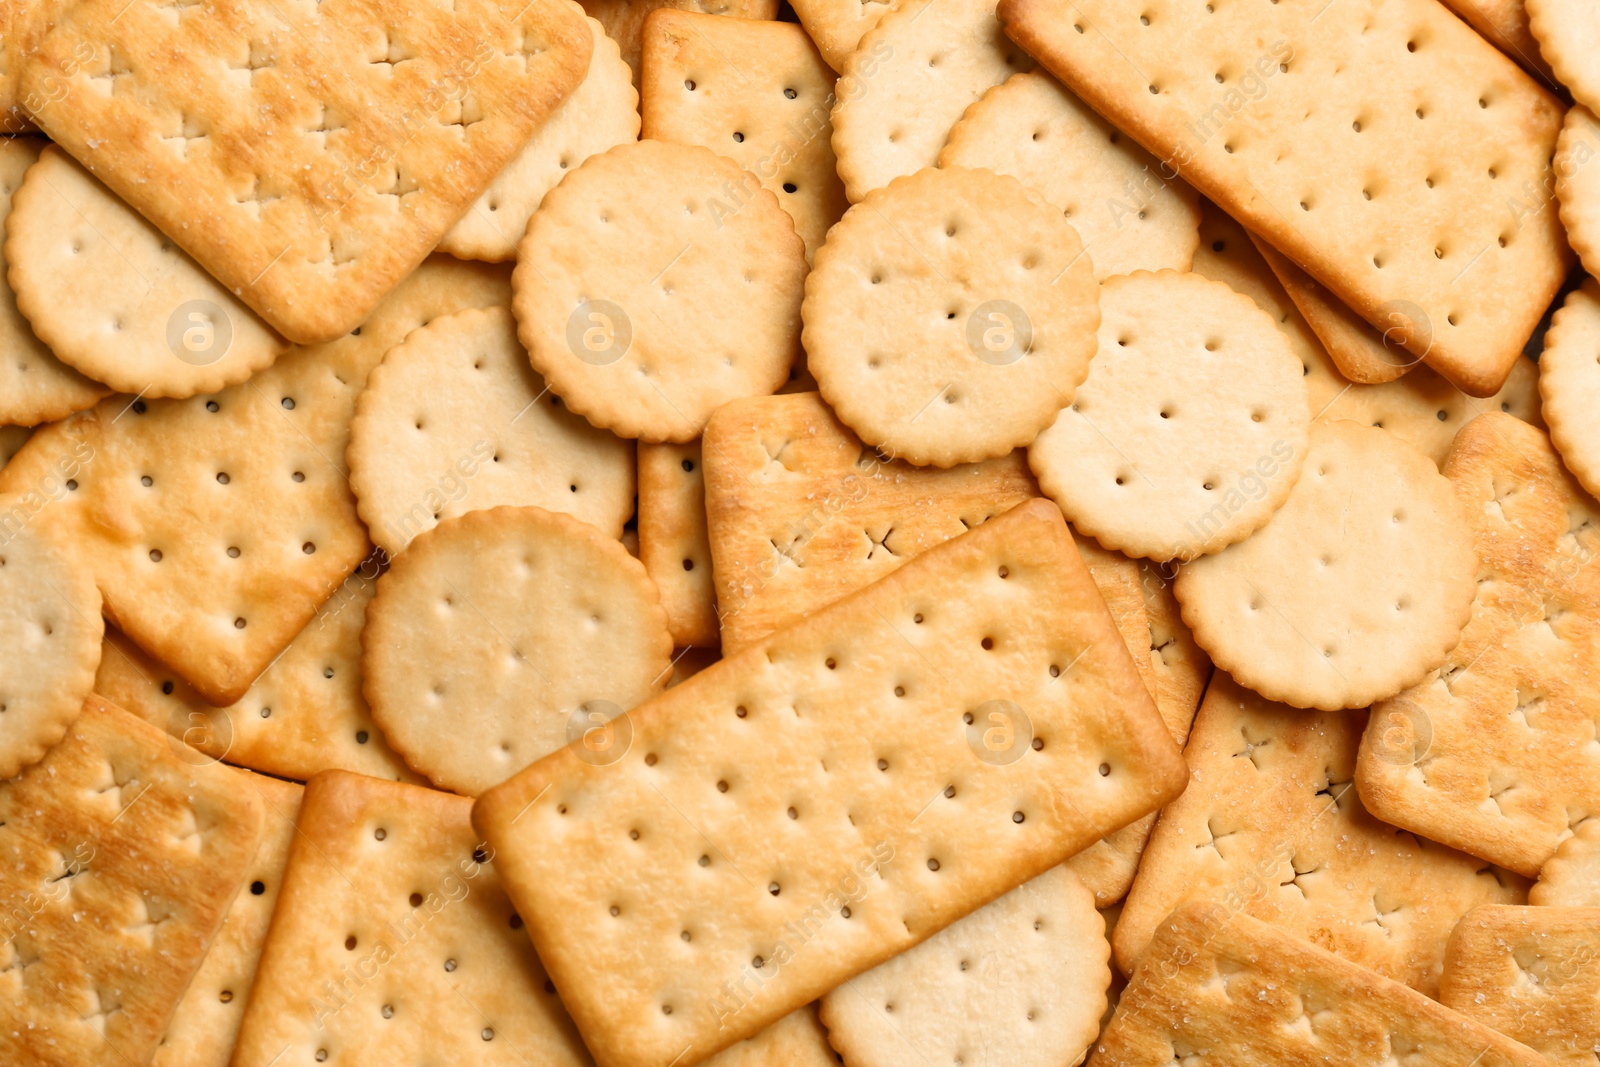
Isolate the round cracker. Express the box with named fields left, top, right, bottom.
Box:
left=513, top=139, right=807, bottom=442
left=1536, top=277, right=1600, bottom=501
left=362, top=506, right=673, bottom=795
left=1030, top=270, right=1309, bottom=561
left=439, top=12, right=638, bottom=263
left=1174, top=421, right=1477, bottom=711
left=0, top=505, right=104, bottom=778
left=819, top=866, right=1108, bottom=1067
left=348, top=306, right=635, bottom=556
left=940, top=72, right=1200, bottom=280
left=1528, top=0, right=1600, bottom=115
left=6, top=146, right=287, bottom=399
left=803, top=165, right=1100, bottom=467
left=1554, top=105, right=1600, bottom=282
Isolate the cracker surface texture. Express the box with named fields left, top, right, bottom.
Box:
left=639, top=439, right=718, bottom=648
left=1528, top=0, right=1600, bottom=112
left=1531, top=819, right=1600, bottom=906
left=1537, top=276, right=1600, bottom=502
left=1554, top=105, right=1600, bottom=283
left=579, top=0, right=778, bottom=84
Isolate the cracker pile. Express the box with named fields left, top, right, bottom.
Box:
left=0, top=0, right=1595, bottom=1065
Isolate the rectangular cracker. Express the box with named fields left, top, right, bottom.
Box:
left=1000, top=0, right=1570, bottom=396
left=639, top=440, right=719, bottom=648
left=231, top=770, right=592, bottom=1067
left=1091, top=903, right=1547, bottom=1067
left=1356, top=413, right=1600, bottom=877
left=702, top=1004, right=837, bottom=1067
left=0, top=256, right=510, bottom=706
left=582, top=0, right=778, bottom=85
left=0, top=695, right=263, bottom=1067
left=1437, top=0, right=1554, bottom=82
left=474, top=498, right=1188, bottom=1067
left=703, top=390, right=1038, bottom=654
left=16, top=0, right=586, bottom=344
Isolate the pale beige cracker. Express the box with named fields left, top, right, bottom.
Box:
left=6, top=145, right=286, bottom=398
left=789, top=0, right=890, bottom=72
left=703, top=1004, right=836, bottom=1066
left=350, top=306, right=634, bottom=557
left=1356, top=413, right=1600, bottom=878
left=365, top=506, right=674, bottom=796
left=1441, top=904, right=1600, bottom=1066
left=94, top=570, right=421, bottom=784
left=1176, top=420, right=1477, bottom=710
left=701, top=390, right=1038, bottom=653
left=939, top=72, right=1200, bottom=281
left=152, top=771, right=302, bottom=1067
left=641, top=9, right=848, bottom=261
left=1529, top=0, right=1600, bottom=112
left=1002, top=0, right=1570, bottom=399
left=230, top=770, right=591, bottom=1067
left=1090, top=904, right=1546, bottom=1067
left=441, top=10, right=639, bottom=263
left=1118, top=673, right=1526, bottom=998
left=820, top=865, right=1108, bottom=1067
left=0, top=695, right=264, bottom=1067
left=474, top=499, right=1188, bottom=1067
left=514, top=139, right=806, bottom=442
left=639, top=439, right=718, bottom=648
left=1531, top=818, right=1600, bottom=905
left=17, top=0, right=589, bottom=345
left=0, top=256, right=510, bottom=706
left=1554, top=105, right=1600, bottom=284
left=1030, top=269, right=1309, bottom=562
left=0, top=136, right=107, bottom=426
left=831, top=0, right=1031, bottom=202
left=0, top=424, right=30, bottom=468
left=579, top=0, right=777, bottom=84
left=1440, top=0, right=1554, bottom=82
left=1538, top=275, right=1600, bottom=501
left=803, top=166, right=1100, bottom=467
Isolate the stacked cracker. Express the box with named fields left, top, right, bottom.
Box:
left=0, top=0, right=1596, bottom=1065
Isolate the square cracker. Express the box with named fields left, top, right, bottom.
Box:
left=474, top=498, right=1187, bottom=1067
left=1117, top=672, right=1525, bottom=998
left=1091, top=903, right=1546, bottom=1067
left=0, top=695, right=264, bottom=1067
left=230, top=770, right=591, bottom=1067
left=0, top=257, right=510, bottom=706
left=1000, top=0, right=1570, bottom=397
left=16, top=0, right=587, bottom=344
left=581, top=0, right=777, bottom=85
left=639, top=440, right=719, bottom=648
left=1356, top=413, right=1600, bottom=877
left=702, top=390, right=1038, bottom=654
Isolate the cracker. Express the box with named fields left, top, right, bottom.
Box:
left=639, top=439, right=718, bottom=648
left=819, top=865, right=1108, bottom=1067
left=640, top=9, right=848, bottom=261
left=1439, top=0, right=1554, bottom=82
left=0, top=695, right=264, bottom=1067
left=1441, top=904, right=1600, bottom=1067
left=1177, top=420, right=1477, bottom=710
left=1118, top=673, right=1526, bottom=998
left=0, top=256, right=510, bottom=706
left=831, top=0, right=1033, bottom=202
left=513, top=139, right=806, bottom=443
left=1538, top=276, right=1600, bottom=502
left=702, top=1004, right=837, bottom=1066
left=1528, top=0, right=1600, bottom=112
left=349, top=306, right=634, bottom=557
left=364, top=506, right=674, bottom=796
left=441, top=11, right=639, bottom=263
left=788, top=0, right=889, bottom=72
left=701, top=391, right=1037, bottom=653
left=1030, top=269, right=1309, bottom=561
left=17, top=0, right=590, bottom=345
left=229, top=770, right=591, bottom=1067
left=1531, top=818, right=1600, bottom=906
left=579, top=0, right=777, bottom=84
left=803, top=166, right=1100, bottom=467
left=1355, top=413, right=1600, bottom=878
left=7, top=145, right=286, bottom=398
left=94, top=568, right=421, bottom=784
left=0, top=0, right=36, bottom=134
left=473, top=499, right=1187, bottom=1067
left=1553, top=105, right=1600, bottom=283
left=1090, top=903, right=1546, bottom=1067
left=939, top=71, right=1201, bottom=281
left=152, top=771, right=302, bottom=1067
left=0, top=136, right=108, bottom=426
left=1001, top=0, right=1570, bottom=398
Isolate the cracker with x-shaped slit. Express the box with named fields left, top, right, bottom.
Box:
left=0, top=695, right=264, bottom=1067
left=1532, top=818, right=1600, bottom=905
left=16, top=0, right=589, bottom=345
left=474, top=499, right=1187, bottom=1067
left=0, top=257, right=510, bottom=706
left=1118, top=673, right=1526, bottom=998
left=230, top=770, right=592, bottom=1067
left=640, top=439, right=718, bottom=648
left=1356, top=413, right=1600, bottom=878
